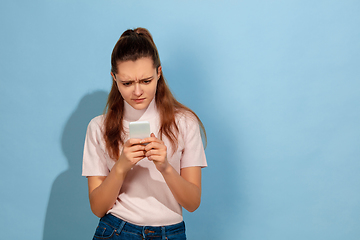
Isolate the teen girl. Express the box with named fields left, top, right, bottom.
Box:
left=82, top=27, right=207, bottom=240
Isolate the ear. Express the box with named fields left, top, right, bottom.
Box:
left=111, top=72, right=116, bottom=81
left=157, top=66, right=162, bottom=79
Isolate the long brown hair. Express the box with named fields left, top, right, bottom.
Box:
left=104, top=27, right=206, bottom=160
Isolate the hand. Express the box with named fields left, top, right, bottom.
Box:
left=115, top=138, right=146, bottom=174
left=142, top=133, right=170, bottom=173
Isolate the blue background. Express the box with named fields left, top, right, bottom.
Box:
left=1, top=1, right=359, bottom=239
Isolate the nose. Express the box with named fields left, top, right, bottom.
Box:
left=133, top=82, right=143, bottom=96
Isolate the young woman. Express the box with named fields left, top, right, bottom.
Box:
left=82, top=27, right=207, bottom=240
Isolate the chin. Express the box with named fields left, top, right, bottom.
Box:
left=131, top=103, right=149, bottom=110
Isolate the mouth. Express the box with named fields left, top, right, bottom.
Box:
left=133, top=98, right=145, bottom=103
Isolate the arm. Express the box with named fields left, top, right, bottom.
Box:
left=163, top=166, right=202, bottom=212
left=87, top=139, right=146, bottom=218
left=87, top=169, right=126, bottom=218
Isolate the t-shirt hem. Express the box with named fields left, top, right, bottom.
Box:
left=82, top=173, right=108, bottom=177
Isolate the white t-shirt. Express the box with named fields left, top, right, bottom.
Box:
left=82, top=99, right=207, bottom=226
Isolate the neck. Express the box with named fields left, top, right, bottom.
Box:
left=123, top=98, right=156, bottom=121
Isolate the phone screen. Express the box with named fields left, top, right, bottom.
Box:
left=129, top=121, right=150, bottom=139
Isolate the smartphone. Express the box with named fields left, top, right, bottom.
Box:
left=129, top=121, right=150, bottom=140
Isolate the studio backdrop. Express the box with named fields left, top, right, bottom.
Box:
left=1, top=1, right=359, bottom=239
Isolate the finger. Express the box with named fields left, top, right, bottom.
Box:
left=129, top=144, right=146, bottom=152
left=146, top=149, right=166, bottom=159
left=129, top=150, right=146, bottom=160
left=145, top=149, right=153, bottom=158
left=123, top=144, right=145, bottom=155
left=140, top=137, right=157, bottom=145
left=145, top=149, right=155, bottom=160
left=132, top=152, right=146, bottom=160
left=140, top=133, right=160, bottom=144
left=126, top=138, right=143, bottom=146
left=147, top=154, right=165, bottom=162
left=132, top=149, right=145, bottom=155
left=145, top=141, right=166, bottom=152
left=122, top=145, right=145, bottom=157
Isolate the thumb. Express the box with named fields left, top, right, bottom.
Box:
left=150, top=133, right=156, bottom=137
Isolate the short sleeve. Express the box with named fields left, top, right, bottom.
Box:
left=82, top=116, right=110, bottom=176
left=178, top=113, right=207, bottom=169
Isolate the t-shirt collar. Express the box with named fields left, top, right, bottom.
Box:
left=123, top=98, right=157, bottom=122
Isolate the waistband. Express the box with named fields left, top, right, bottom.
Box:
left=100, top=214, right=185, bottom=238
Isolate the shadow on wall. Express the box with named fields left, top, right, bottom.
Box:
left=43, top=91, right=108, bottom=240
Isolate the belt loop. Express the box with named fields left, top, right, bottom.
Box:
left=161, top=226, right=166, bottom=240
left=116, top=220, right=126, bottom=235
left=142, top=226, right=146, bottom=239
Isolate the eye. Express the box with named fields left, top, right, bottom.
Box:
left=122, top=82, right=133, bottom=86
left=141, top=79, right=152, bottom=84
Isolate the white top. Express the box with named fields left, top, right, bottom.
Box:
left=82, top=99, right=207, bottom=226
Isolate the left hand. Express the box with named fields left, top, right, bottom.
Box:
left=141, top=133, right=169, bottom=173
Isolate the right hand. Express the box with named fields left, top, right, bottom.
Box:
left=115, top=139, right=146, bottom=174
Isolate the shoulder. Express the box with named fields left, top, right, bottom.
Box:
left=175, top=109, right=199, bottom=131
left=90, top=114, right=105, bottom=124
left=84, top=115, right=106, bottom=148
left=87, top=115, right=105, bottom=133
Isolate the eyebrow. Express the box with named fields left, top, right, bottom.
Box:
left=118, top=76, right=154, bottom=83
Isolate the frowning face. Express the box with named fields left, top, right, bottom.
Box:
left=112, top=57, right=161, bottom=110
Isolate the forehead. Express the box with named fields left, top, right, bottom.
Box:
left=117, top=57, right=155, bottom=80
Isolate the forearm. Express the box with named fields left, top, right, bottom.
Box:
left=89, top=168, right=127, bottom=217
left=161, top=166, right=201, bottom=212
